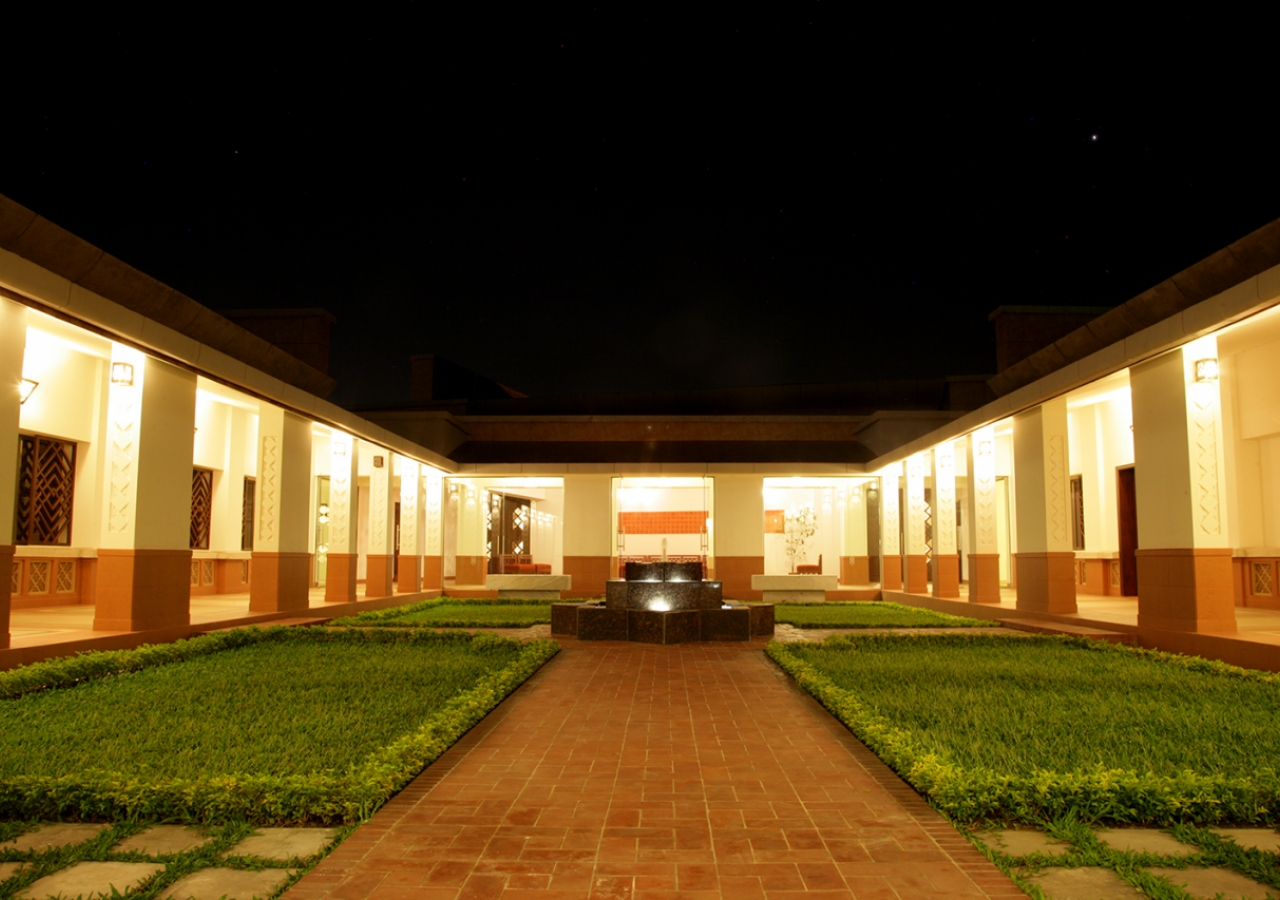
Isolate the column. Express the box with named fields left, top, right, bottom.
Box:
left=325, top=431, right=359, bottom=604
left=1013, top=396, right=1077, bottom=613
left=364, top=448, right=395, bottom=598
left=0, top=299, right=27, bottom=648
left=454, top=482, right=489, bottom=586
left=249, top=404, right=312, bottom=612
left=1130, top=337, right=1235, bottom=632
left=931, top=441, right=960, bottom=598
left=423, top=468, right=444, bottom=590
left=878, top=465, right=903, bottom=590
left=713, top=474, right=765, bottom=600
left=902, top=452, right=929, bottom=593
left=95, top=347, right=197, bottom=630
left=397, top=456, right=423, bottom=593
left=560, top=473, right=615, bottom=598
left=841, top=483, right=869, bottom=585
left=966, top=425, right=1001, bottom=603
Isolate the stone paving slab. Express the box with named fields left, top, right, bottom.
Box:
left=1095, top=827, right=1198, bottom=856
left=282, top=638, right=1024, bottom=899
left=1022, top=865, right=1144, bottom=899
left=164, top=866, right=297, bottom=900
left=1149, top=865, right=1278, bottom=899
left=17, top=861, right=164, bottom=899
left=114, top=825, right=213, bottom=856
left=4, top=823, right=109, bottom=853
left=226, top=828, right=338, bottom=861
left=972, top=828, right=1072, bottom=857
left=1212, top=827, right=1280, bottom=853
left=0, top=862, right=24, bottom=881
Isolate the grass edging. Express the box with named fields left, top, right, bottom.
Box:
left=773, top=600, right=998, bottom=629
left=330, top=596, right=588, bottom=628
left=766, top=636, right=1280, bottom=825
left=0, top=627, right=559, bottom=825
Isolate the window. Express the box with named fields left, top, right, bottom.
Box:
left=14, top=434, right=76, bottom=546
left=190, top=468, right=213, bottom=551
left=1070, top=475, right=1085, bottom=551
left=241, top=476, right=256, bottom=551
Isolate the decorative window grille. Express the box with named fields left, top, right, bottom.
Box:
left=240, top=560, right=250, bottom=583
left=1069, top=475, right=1085, bottom=551
left=241, top=477, right=255, bottom=551
left=10, top=562, right=20, bottom=594
left=1251, top=561, right=1274, bottom=596
left=14, top=435, right=76, bottom=546
left=1110, top=560, right=1120, bottom=587
left=27, top=560, right=50, bottom=594
left=55, top=560, right=75, bottom=593
left=202, top=560, right=216, bottom=586
left=190, top=561, right=200, bottom=586
left=190, top=468, right=213, bottom=551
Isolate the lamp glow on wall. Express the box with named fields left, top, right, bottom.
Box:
left=110, top=362, right=134, bottom=385
left=18, top=379, right=38, bottom=404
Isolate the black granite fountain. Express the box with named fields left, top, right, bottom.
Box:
left=551, top=560, right=774, bottom=644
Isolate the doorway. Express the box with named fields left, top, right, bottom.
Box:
left=1116, top=466, right=1138, bottom=597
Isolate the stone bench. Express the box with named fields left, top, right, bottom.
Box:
left=751, top=574, right=839, bottom=603
left=485, top=574, right=572, bottom=599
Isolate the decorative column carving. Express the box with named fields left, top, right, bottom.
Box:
left=422, top=468, right=444, bottom=590
left=397, top=456, right=423, bottom=593
left=902, top=452, right=929, bottom=594
left=878, top=465, right=903, bottom=591
left=325, top=432, right=359, bottom=604
left=931, top=441, right=960, bottom=598
left=1013, top=396, right=1077, bottom=614
left=365, top=448, right=395, bottom=598
left=0, top=298, right=28, bottom=648
left=249, top=404, right=312, bottom=613
left=841, top=482, right=869, bottom=585
left=966, top=425, right=1001, bottom=603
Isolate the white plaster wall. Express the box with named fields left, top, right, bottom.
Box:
left=563, top=474, right=612, bottom=557
left=715, top=474, right=764, bottom=559
left=133, top=358, right=197, bottom=550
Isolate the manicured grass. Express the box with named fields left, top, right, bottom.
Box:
left=774, top=600, right=996, bottom=629
left=768, top=634, right=1280, bottom=824
left=332, top=596, right=590, bottom=629
left=0, top=627, right=558, bottom=823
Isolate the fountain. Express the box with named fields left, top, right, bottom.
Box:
left=551, top=557, right=775, bottom=644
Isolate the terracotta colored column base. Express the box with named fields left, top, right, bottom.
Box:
left=0, top=545, right=12, bottom=648
left=1015, top=551, right=1077, bottom=614
left=249, top=551, right=312, bottom=613
left=326, top=553, right=358, bottom=604
left=454, top=555, right=489, bottom=588
left=365, top=554, right=396, bottom=599
left=904, top=554, right=928, bottom=594
left=422, top=555, right=443, bottom=590
left=840, top=555, right=870, bottom=585
left=214, top=558, right=251, bottom=594
left=396, top=554, right=422, bottom=593
left=932, top=555, right=960, bottom=598
left=712, top=556, right=765, bottom=602
left=1137, top=548, right=1237, bottom=633
left=95, top=548, right=193, bottom=631
left=880, top=557, right=903, bottom=591
left=967, top=553, right=1001, bottom=604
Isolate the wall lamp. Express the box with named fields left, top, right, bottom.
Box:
left=18, top=379, right=38, bottom=404
left=1194, top=358, right=1219, bottom=382
left=110, top=362, right=135, bottom=385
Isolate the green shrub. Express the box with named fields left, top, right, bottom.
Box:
left=767, top=634, right=1280, bottom=825
left=774, top=601, right=996, bottom=629
left=0, top=627, right=557, bottom=824
left=331, top=596, right=589, bottom=628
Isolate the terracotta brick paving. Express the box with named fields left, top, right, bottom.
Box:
left=283, top=639, right=1024, bottom=899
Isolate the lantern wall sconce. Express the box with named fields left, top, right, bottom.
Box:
left=18, top=379, right=38, bottom=404
left=1194, top=358, right=1219, bottom=382
left=110, top=362, right=135, bottom=385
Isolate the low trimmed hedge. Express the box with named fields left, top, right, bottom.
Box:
left=0, top=627, right=557, bottom=824
left=331, top=596, right=589, bottom=628
left=774, top=600, right=997, bottom=629
left=767, top=634, right=1280, bottom=825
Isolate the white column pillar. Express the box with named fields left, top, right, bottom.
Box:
left=397, top=456, right=422, bottom=593
left=711, top=473, right=765, bottom=599
left=966, top=425, right=1001, bottom=603
left=902, top=452, right=929, bottom=593
left=325, top=432, right=360, bottom=603
left=841, top=483, right=869, bottom=584
left=1012, top=395, right=1076, bottom=613
left=250, top=403, right=312, bottom=612
left=454, top=482, right=489, bottom=587
left=878, top=464, right=902, bottom=590
left=1130, top=336, right=1234, bottom=632
left=365, top=448, right=395, bottom=598
left=0, top=299, right=27, bottom=647
left=931, top=441, right=959, bottom=598
left=423, top=468, right=443, bottom=590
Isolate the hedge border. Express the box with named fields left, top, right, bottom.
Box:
left=330, top=596, right=590, bottom=628
left=767, top=634, right=1280, bottom=825
left=773, top=600, right=998, bottom=629
left=0, top=627, right=558, bottom=825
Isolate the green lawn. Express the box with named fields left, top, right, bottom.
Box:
left=0, top=627, right=557, bottom=823
left=335, top=600, right=555, bottom=628
left=774, top=601, right=996, bottom=629
left=768, top=634, right=1280, bottom=824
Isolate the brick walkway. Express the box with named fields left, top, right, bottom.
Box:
left=284, top=639, right=1024, bottom=899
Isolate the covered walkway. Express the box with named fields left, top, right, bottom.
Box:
left=284, top=640, right=1022, bottom=900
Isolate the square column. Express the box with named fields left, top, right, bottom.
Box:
left=324, top=432, right=359, bottom=604
left=454, top=482, right=490, bottom=587
left=423, top=469, right=443, bottom=589
left=397, top=456, right=423, bottom=593
left=841, top=483, right=869, bottom=585
left=0, top=298, right=28, bottom=648
left=965, top=425, right=1002, bottom=603
left=1130, top=337, right=1235, bottom=632
left=365, top=449, right=395, bottom=598
left=712, top=474, right=765, bottom=600
left=878, top=465, right=903, bottom=591
left=1013, top=396, right=1077, bottom=613
left=249, top=405, right=312, bottom=612
left=902, top=453, right=929, bottom=593
left=931, top=441, right=960, bottom=598
left=95, top=348, right=197, bottom=631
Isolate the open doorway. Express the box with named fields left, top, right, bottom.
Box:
left=1117, top=466, right=1138, bottom=597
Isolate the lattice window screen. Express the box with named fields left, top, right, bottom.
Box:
left=241, top=477, right=255, bottom=551
left=15, top=435, right=76, bottom=546
left=1069, top=476, right=1085, bottom=551
left=190, top=468, right=213, bottom=550
left=1252, top=562, right=1274, bottom=596
left=202, top=560, right=216, bottom=586
left=190, top=561, right=200, bottom=586
left=1110, top=560, right=1120, bottom=587
left=241, top=560, right=250, bottom=583
left=27, top=560, right=49, bottom=594
left=10, top=562, right=20, bottom=595
left=55, top=560, right=75, bottom=593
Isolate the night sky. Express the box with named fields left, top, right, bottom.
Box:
left=2, top=10, right=1276, bottom=408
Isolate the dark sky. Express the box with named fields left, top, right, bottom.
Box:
left=2, top=9, right=1276, bottom=408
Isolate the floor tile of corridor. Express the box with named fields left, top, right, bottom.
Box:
left=284, top=640, right=1023, bottom=900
